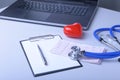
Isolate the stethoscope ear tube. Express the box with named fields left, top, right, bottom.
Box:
left=110, top=25, right=120, bottom=38
left=92, top=25, right=120, bottom=59
left=83, top=51, right=120, bottom=59
left=110, top=25, right=120, bottom=45
left=93, top=28, right=110, bottom=41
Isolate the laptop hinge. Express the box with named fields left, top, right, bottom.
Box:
left=85, top=0, right=98, bottom=5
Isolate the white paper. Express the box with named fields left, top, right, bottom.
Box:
left=51, top=40, right=106, bottom=64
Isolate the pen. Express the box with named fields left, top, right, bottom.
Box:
left=37, top=44, right=48, bottom=66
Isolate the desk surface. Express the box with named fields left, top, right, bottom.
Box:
left=0, top=7, right=120, bottom=80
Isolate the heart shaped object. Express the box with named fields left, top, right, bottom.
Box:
left=64, top=23, right=83, bottom=38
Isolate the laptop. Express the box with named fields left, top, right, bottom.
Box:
left=0, top=0, right=99, bottom=30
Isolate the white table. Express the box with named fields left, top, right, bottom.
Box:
left=0, top=7, right=120, bottom=80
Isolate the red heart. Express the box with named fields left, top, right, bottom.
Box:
left=64, top=23, right=83, bottom=38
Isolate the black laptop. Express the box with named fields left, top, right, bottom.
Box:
left=0, top=0, right=99, bottom=30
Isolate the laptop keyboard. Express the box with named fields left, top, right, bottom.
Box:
left=18, top=1, right=88, bottom=16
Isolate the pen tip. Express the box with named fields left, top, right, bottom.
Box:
left=45, top=62, right=48, bottom=66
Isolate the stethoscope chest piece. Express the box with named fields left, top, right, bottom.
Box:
left=68, top=46, right=83, bottom=61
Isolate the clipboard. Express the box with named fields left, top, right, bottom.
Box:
left=20, top=35, right=82, bottom=77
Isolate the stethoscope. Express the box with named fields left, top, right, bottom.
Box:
left=68, top=25, right=120, bottom=61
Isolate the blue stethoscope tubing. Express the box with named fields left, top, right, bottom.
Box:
left=110, top=25, right=120, bottom=44
left=84, top=51, right=120, bottom=59
left=83, top=25, right=120, bottom=59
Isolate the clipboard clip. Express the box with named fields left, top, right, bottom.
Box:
left=28, top=34, right=62, bottom=42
